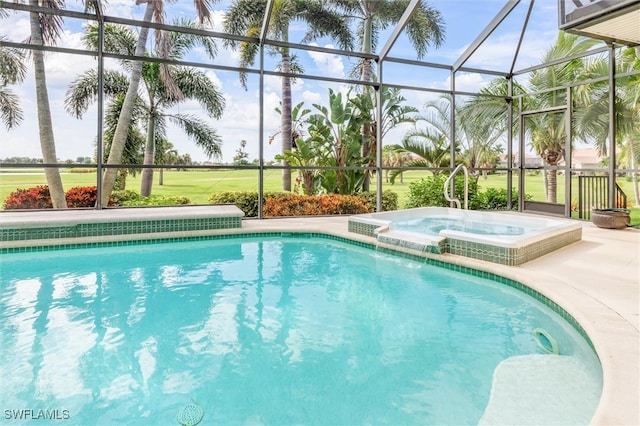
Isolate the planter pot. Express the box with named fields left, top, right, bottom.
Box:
left=591, top=208, right=630, bottom=229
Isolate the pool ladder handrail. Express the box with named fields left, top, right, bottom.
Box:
left=444, top=164, right=469, bottom=209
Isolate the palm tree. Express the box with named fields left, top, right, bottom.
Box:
left=0, top=36, right=26, bottom=130
left=464, top=33, right=600, bottom=204
left=334, top=0, right=444, bottom=191
left=101, top=0, right=217, bottom=205
left=574, top=46, right=640, bottom=206
left=66, top=22, right=225, bottom=197
left=388, top=97, right=456, bottom=184
left=350, top=86, right=418, bottom=189
left=334, top=0, right=444, bottom=83
left=224, top=0, right=353, bottom=191
left=382, top=145, right=411, bottom=183
left=526, top=32, right=600, bottom=203
left=27, top=0, right=68, bottom=208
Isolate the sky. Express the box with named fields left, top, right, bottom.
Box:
left=0, top=0, right=592, bottom=164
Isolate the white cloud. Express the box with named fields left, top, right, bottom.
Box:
left=302, top=90, right=322, bottom=105
left=306, top=43, right=345, bottom=79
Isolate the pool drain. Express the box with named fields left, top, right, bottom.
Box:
left=176, top=402, right=204, bottom=426
left=533, top=328, right=560, bottom=354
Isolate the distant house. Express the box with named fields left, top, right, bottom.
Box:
left=498, top=152, right=544, bottom=168
left=564, top=147, right=603, bottom=169
left=498, top=148, right=606, bottom=171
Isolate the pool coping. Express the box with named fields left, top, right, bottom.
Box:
left=0, top=211, right=638, bottom=425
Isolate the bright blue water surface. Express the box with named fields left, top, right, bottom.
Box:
left=0, top=236, right=601, bottom=425
left=393, top=216, right=535, bottom=236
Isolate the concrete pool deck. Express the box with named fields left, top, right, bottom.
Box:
left=1, top=210, right=638, bottom=425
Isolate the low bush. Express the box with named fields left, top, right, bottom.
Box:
left=405, top=174, right=479, bottom=209
left=360, top=190, right=399, bottom=211
left=3, top=185, right=52, bottom=209
left=208, top=191, right=289, bottom=217
left=65, top=186, right=116, bottom=207
left=469, top=187, right=525, bottom=210
left=110, top=190, right=141, bottom=205
left=263, top=194, right=372, bottom=217
left=405, top=174, right=529, bottom=211
left=3, top=185, right=115, bottom=209
left=120, top=195, right=191, bottom=206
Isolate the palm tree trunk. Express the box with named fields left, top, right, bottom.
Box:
left=630, top=139, right=639, bottom=206
left=101, top=1, right=155, bottom=205
left=360, top=15, right=374, bottom=191
left=547, top=168, right=557, bottom=203
left=29, top=2, right=67, bottom=209
left=140, top=112, right=156, bottom=197
left=281, top=48, right=292, bottom=192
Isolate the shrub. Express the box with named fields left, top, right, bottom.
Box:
left=405, top=174, right=479, bottom=209
left=262, top=194, right=372, bottom=217
left=360, top=190, right=399, bottom=211
left=110, top=189, right=141, bottom=205
left=208, top=191, right=289, bottom=217
left=120, top=195, right=191, bottom=206
left=3, top=185, right=52, bottom=209
left=469, top=187, right=524, bottom=211
left=65, top=186, right=108, bottom=207
left=4, top=185, right=118, bottom=209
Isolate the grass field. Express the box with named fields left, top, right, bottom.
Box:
left=2, top=168, right=638, bottom=225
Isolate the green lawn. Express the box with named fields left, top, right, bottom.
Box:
left=2, top=168, right=638, bottom=225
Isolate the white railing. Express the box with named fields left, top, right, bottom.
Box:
left=444, top=164, right=469, bottom=209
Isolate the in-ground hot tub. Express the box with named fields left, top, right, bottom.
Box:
left=348, top=207, right=582, bottom=265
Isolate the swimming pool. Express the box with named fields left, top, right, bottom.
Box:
left=0, top=235, right=601, bottom=424
left=349, top=207, right=583, bottom=265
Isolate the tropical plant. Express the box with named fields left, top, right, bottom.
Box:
left=101, top=0, right=217, bottom=205
left=66, top=21, right=225, bottom=197
left=350, top=86, right=419, bottom=190
left=0, top=36, right=26, bottom=130
left=307, top=88, right=366, bottom=194
left=525, top=32, right=601, bottom=203
left=573, top=46, right=640, bottom=206
left=381, top=145, right=411, bottom=183
left=224, top=0, right=353, bottom=191
left=388, top=97, right=457, bottom=183
left=463, top=32, right=601, bottom=204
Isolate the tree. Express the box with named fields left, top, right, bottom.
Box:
left=573, top=47, right=640, bottom=206
left=26, top=0, right=69, bottom=208
left=388, top=97, right=456, bottom=184
left=224, top=0, right=353, bottom=191
left=334, top=0, right=444, bottom=190
left=307, top=88, right=366, bottom=194
left=233, top=139, right=250, bottom=165
left=350, top=86, right=418, bottom=189
left=67, top=21, right=225, bottom=197
left=464, top=33, right=600, bottom=203
left=100, top=0, right=217, bottom=205
left=526, top=32, right=600, bottom=203
left=382, top=145, right=411, bottom=183
left=334, top=0, right=444, bottom=83
left=0, top=36, right=26, bottom=130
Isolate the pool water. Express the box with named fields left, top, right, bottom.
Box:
left=0, top=236, right=601, bottom=425
left=393, top=216, right=534, bottom=236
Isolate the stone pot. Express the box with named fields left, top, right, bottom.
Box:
left=591, top=208, right=630, bottom=229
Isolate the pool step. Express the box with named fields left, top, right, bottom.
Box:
left=479, top=354, right=600, bottom=425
